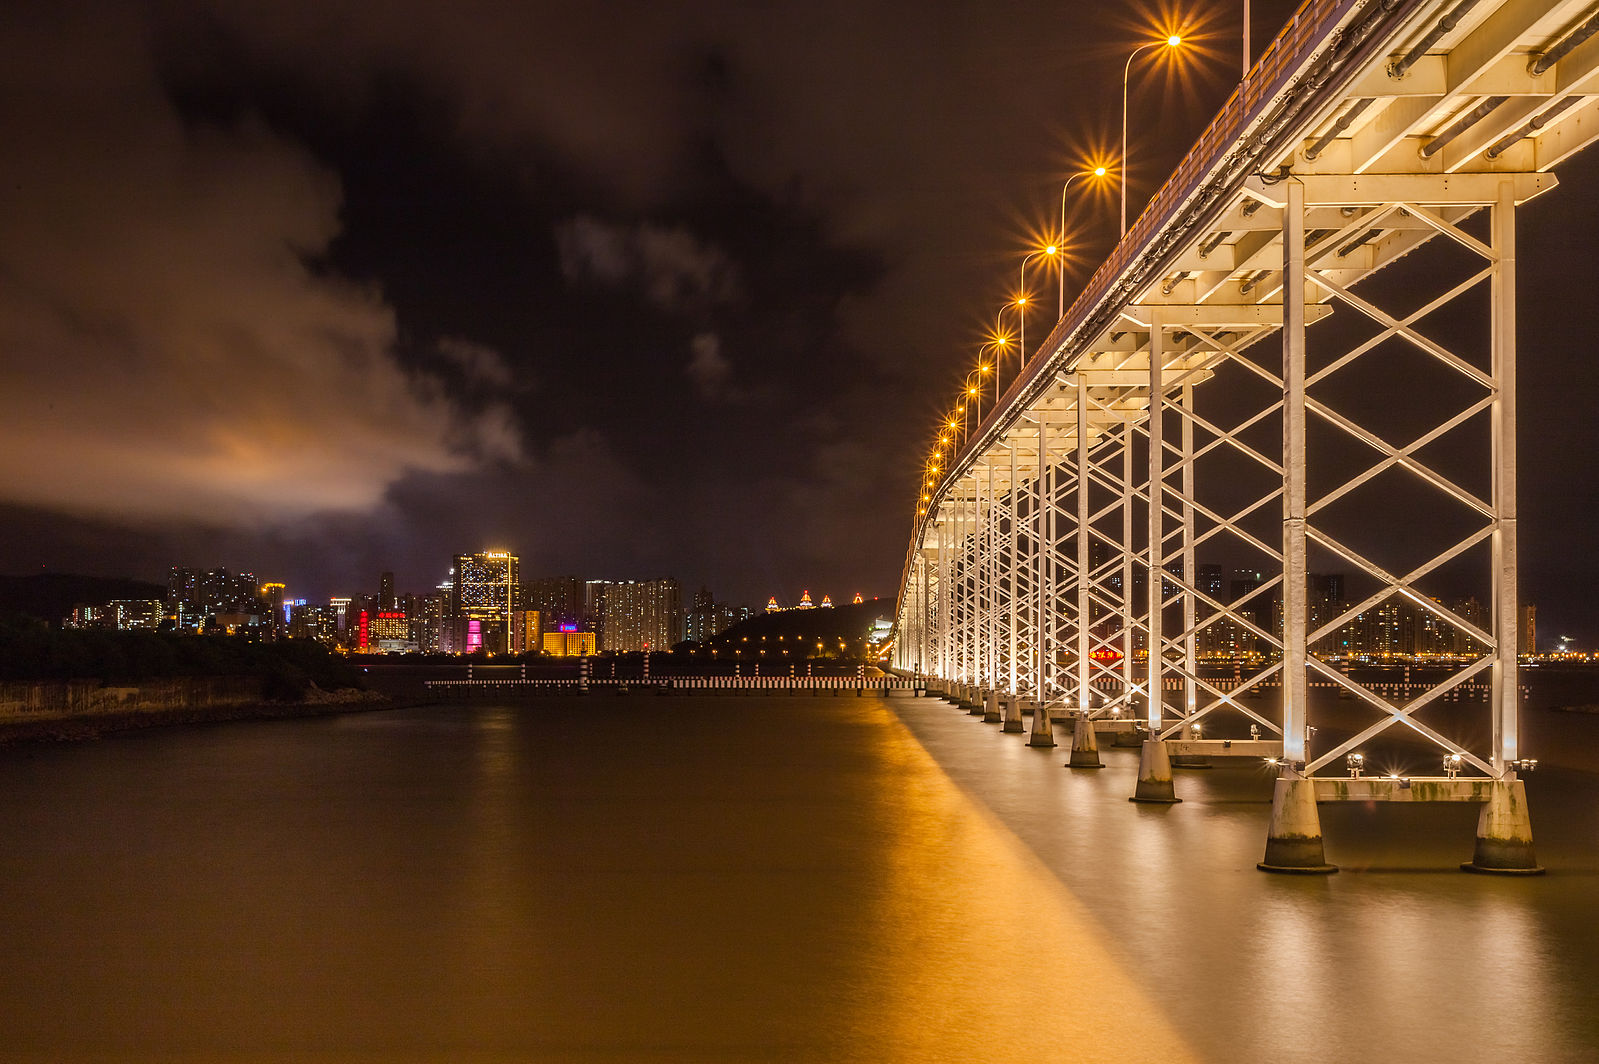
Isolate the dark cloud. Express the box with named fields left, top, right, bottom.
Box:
left=0, top=2, right=514, bottom=526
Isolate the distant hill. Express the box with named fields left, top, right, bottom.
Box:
left=0, top=573, right=165, bottom=625
left=696, top=600, right=892, bottom=659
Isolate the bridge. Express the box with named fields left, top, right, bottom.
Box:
left=889, top=0, right=1599, bottom=873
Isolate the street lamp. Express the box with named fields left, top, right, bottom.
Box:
left=1057, top=165, right=1108, bottom=317
left=982, top=333, right=1011, bottom=405
left=1121, top=34, right=1183, bottom=237
left=961, top=369, right=985, bottom=437
left=1013, top=244, right=1055, bottom=373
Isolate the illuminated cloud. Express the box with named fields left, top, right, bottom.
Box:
left=0, top=8, right=514, bottom=526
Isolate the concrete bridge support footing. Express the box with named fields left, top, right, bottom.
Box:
left=1463, top=778, right=1543, bottom=875
left=1027, top=702, right=1055, bottom=748
left=1067, top=715, right=1103, bottom=769
left=1257, top=776, right=1335, bottom=873
left=982, top=689, right=1002, bottom=723
left=1129, top=740, right=1180, bottom=803
left=1001, top=697, right=1025, bottom=733
left=966, top=685, right=986, bottom=715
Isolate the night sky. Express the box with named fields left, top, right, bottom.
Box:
left=4, top=0, right=1599, bottom=641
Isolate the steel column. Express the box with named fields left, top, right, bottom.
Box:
left=1036, top=419, right=1050, bottom=701
left=1282, top=177, right=1309, bottom=767
left=1182, top=383, right=1197, bottom=721
left=1147, top=312, right=1165, bottom=734
left=1009, top=443, right=1019, bottom=694
left=1491, top=177, right=1519, bottom=772
left=1077, top=378, right=1092, bottom=711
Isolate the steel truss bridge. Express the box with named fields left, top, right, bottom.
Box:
left=890, top=0, right=1599, bottom=872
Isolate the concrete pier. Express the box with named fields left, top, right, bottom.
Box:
left=1066, top=714, right=1103, bottom=769
left=982, top=689, right=1002, bottom=723
left=1129, top=739, right=1180, bottom=803
left=1000, top=696, right=1025, bottom=733
left=1027, top=701, right=1054, bottom=748
left=1463, top=778, right=1543, bottom=875
left=1258, top=775, right=1336, bottom=873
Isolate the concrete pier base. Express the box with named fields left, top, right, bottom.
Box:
left=982, top=689, right=1002, bottom=723
left=966, top=686, right=985, bottom=715
left=1258, top=776, right=1336, bottom=873
left=1067, top=714, right=1103, bottom=769
left=1129, top=740, right=1180, bottom=803
left=1463, top=778, right=1544, bottom=875
left=1027, top=701, right=1055, bottom=748
left=1001, top=697, right=1025, bottom=733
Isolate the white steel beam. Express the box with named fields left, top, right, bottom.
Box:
left=1283, top=178, right=1310, bottom=769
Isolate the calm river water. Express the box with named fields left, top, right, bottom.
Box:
left=1, top=691, right=1596, bottom=1063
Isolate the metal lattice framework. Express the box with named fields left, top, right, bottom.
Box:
left=891, top=0, right=1599, bottom=870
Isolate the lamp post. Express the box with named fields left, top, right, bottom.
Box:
left=962, top=370, right=985, bottom=437
left=1243, top=0, right=1251, bottom=78
left=1014, top=247, right=1054, bottom=373
left=1057, top=165, right=1108, bottom=317
left=1121, top=35, right=1182, bottom=237
left=981, top=337, right=1010, bottom=406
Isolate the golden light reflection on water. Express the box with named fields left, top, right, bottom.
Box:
left=829, top=707, right=1200, bottom=1063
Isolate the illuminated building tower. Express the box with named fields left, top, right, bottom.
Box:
left=852, top=592, right=863, bottom=605
left=450, top=551, right=520, bottom=654
left=584, top=580, right=615, bottom=646
left=259, top=582, right=286, bottom=637
left=167, top=566, right=261, bottom=630
left=1520, top=604, right=1537, bottom=655
left=601, top=579, right=683, bottom=653
left=765, top=596, right=781, bottom=613
left=378, top=571, right=396, bottom=611
left=684, top=587, right=719, bottom=644
left=511, top=609, right=542, bottom=653
left=525, top=576, right=584, bottom=630
left=820, top=594, right=834, bottom=608
left=419, top=584, right=451, bottom=654
left=797, top=590, right=815, bottom=610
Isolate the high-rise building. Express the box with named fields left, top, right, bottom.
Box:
left=451, top=551, right=520, bottom=654
left=418, top=585, right=451, bottom=654
left=378, top=571, right=396, bottom=611
left=1520, top=603, right=1537, bottom=654
left=289, top=604, right=339, bottom=644
left=685, top=588, right=748, bottom=643
left=511, top=609, right=542, bottom=653
left=602, top=579, right=683, bottom=653
left=685, top=587, right=717, bottom=643
left=166, top=567, right=261, bottom=629
left=584, top=580, right=615, bottom=646
left=525, top=576, right=584, bottom=630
